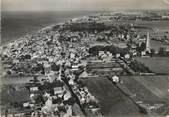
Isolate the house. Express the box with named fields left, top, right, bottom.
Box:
left=116, top=53, right=121, bottom=58
left=162, top=15, right=169, bottom=19
left=70, top=52, right=75, bottom=59
left=141, top=51, right=146, bottom=56
left=23, top=102, right=29, bottom=108
left=63, top=91, right=71, bottom=101
left=111, top=75, right=120, bottom=84
left=30, top=87, right=39, bottom=92
left=71, top=65, right=79, bottom=71
left=114, top=43, right=128, bottom=49
left=98, top=51, right=105, bottom=57
left=124, top=54, right=130, bottom=59
left=44, top=62, right=51, bottom=74
left=54, top=86, right=65, bottom=95
left=69, top=78, right=75, bottom=86
left=131, top=44, right=137, bottom=49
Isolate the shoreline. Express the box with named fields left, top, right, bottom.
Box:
left=1, top=23, right=63, bottom=47
left=1, top=12, right=100, bottom=47
left=1, top=23, right=58, bottom=46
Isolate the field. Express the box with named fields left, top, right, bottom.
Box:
left=150, top=40, right=169, bottom=52
left=80, top=77, right=143, bottom=117
left=120, top=75, right=169, bottom=115
left=106, top=20, right=169, bottom=31
left=1, top=75, right=47, bottom=85
left=121, top=76, right=169, bottom=103
left=134, top=20, right=169, bottom=31
left=0, top=76, right=46, bottom=113
left=80, top=75, right=169, bottom=116
left=135, top=57, right=169, bottom=75
left=0, top=84, right=30, bottom=112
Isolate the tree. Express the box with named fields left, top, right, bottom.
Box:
left=51, top=63, right=60, bottom=71
left=139, top=42, right=146, bottom=52
left=25, top=54, right=31, bottom=59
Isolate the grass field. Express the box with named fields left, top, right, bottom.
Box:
left=1, top=75, right=47, bottom=85
left=150, top=40, right=169, bottom=52
left=81, top=77, right=142, bottom=117
left=0, top=84, right=30, bottom=109
left=106, top=20, right=169, bottom=31
left=135, top=57, right=169, bottom=75
left=119, top=75, right=169, bottom=115
left=121, top=76, right=169, bottom=103
left=135, top=20, right=169, bottom=31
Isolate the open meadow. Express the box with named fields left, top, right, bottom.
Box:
left=80, top=77, right=142, bottom=117
left=135, top=57, right=169, bottom=75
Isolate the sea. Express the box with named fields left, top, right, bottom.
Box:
left=1, top=11, right=101, bottom=45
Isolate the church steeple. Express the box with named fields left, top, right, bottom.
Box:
left=146, top=32, right=150, bottom=53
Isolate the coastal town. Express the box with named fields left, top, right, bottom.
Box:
left=1, top=10, right=169, bottom=117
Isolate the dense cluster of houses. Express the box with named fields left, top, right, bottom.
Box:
left=1, top=15, right=105, bottom=117
left=1, top=13, right=161, bottom=76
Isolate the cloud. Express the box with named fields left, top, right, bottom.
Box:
left=1, top=0, right=169, bottom=11
left=163, top=0, right=169, bottom=5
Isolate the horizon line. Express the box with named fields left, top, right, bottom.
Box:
left=2, top=8, right=169, bottom=12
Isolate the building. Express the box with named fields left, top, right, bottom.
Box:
left=111, top=75, right=120, bottom=84
left=124, top=54, right=130, bottom=59
left=30, top=86, right=39, bottom=92
left=146, top=32, right=150, bottom=53
left=54, top=86, right=65, bottom=95
left=162, top=15, right=169, bottom=19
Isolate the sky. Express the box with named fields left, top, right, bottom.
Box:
left=1, top=0, right=169, bottom=11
